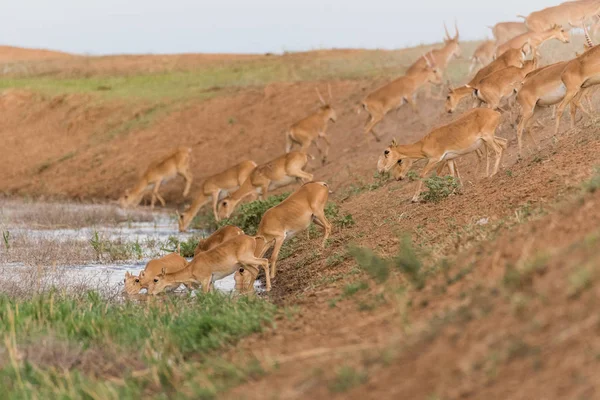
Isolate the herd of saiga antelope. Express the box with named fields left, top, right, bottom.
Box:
left=120, top=0, right=600, bottom=296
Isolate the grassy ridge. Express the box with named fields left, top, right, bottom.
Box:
left=0, top=291, right=275, bottom=399
left=0, top=43, right=481, bottom=101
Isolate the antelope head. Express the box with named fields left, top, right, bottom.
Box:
left=234, top=267, right=256, bottom=294
left=123, top=271, right=142, bottom=295
left=444, top=20, right=462, bottom=59
left=423, top=53, right=443, bottom=84
left=550, top=24, right=570, bottom=43
left=176, top=209, right=190, bottom=232
left=217, top=197, right=236, bottom=220
left=445, top=84, right=463, bottom=114
left=377, top=139, right=415, bottom=180
left=147, top=267, right=169, bottom=296
left=316, top=84, right=337, bottom=122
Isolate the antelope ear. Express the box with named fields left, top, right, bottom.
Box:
left=391, top=138, right=398, bottom=147
left=139, top=271, right=145, bottom=279
left=160, top=267, right=167, bottom=277
left=125, top=271, right=131, bottom=278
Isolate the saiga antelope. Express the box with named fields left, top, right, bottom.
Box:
left=285, top=85, right=337, bottom=165
left=445, top=47, right=526, bottom=113
left=119, top=147, right=193, bottom=209
left=469, top=40, right=496, bottom=74
left=177, top=160, right=256, bottom=230
left=193, top=225, right=244, bottom=256
left=217, top=151, right=313, bottom=219
left=406, top=22, right=461, bottom=98
left=124, top=252, right=188, bottom=295
left=361, top=54, right=442, bottom=141
left=235, top=181, right=331, bottom=283
left=517, top=29, right=596, bottom=153
left=495, top=25, right=570, bottom=59
left=554, top=25, right=600, bottom=134
left=471, top=58, right=538, bottom=112
left=123, top=225, right=243, bottom=295
left=377, top=109, right=506, bottom=203
left=406, top=22, right=461, bottom=75
left=519, top=1, right=600, bottom=32
left=147, top=234, right=271, bottom=294
left=488, top=22, right=529, bottom=44
left=516, top=61, right=590, bottom=155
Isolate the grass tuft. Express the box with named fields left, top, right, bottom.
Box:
left=422, top=175, right=460, bottom=203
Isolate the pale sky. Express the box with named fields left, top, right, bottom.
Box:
left=2, top=0, right=562, bottom=55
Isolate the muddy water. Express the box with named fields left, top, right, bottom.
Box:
left=1, top=202, right=262, bottom=294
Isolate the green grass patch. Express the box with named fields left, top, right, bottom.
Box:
left=0, top=41, right=481, bottom=101
left=218, top=193, right=289, bottom=235
left=329, top=365, right=368, bottom=393
left=89, top=230, right=143, bottom=262
left=349, top=235, right=427, bottom=290
left=422, top=175, right=460, bottom=203
left=0, top=290, right=276, bottom=398
left=343, top=281, right=369, bottom=297
left=582, top=166, right=600, bottom=193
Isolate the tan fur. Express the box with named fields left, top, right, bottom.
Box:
left=472, top=58, right=538, bottom=110
left=469, top=40, right=496, bottom=74
left=286, top=101, right=337, bottom=165
left=488, top=22, right=529, bottom=44
left=495, top=26, right=570, bottom=58
left=147, top=235, right=271, bottom=295
left=445, top=47, right=525, bottom=113
left=234, top=266, right=256, bottom=294
left=119, top=147, right=193, bottom=209
left=123, top=253, right=188, bottom=295
left=517, top=59, right=591, bottom=154
left=554, top=29, right=600, bottom=134
left=361, top=66, right=442, bottom=141
left=237, top=182, right=331, bottom=283
left=377, top=109, right=506, bottom=203
left=193, top=225, right=244, bottom=256
left=177, top=160, right=256, bottom=230
left=521, top=0, right=600, bottom=32
left=217, top=152, right=314, bottom=219
left=406, top=22, right=461, bottom=75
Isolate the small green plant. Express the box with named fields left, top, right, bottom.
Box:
left=406, top=170, right=419, bottom=182
left=326, top=252, right=348, bottom=267
left=348, top=245, right=389, bottom=284
left=227, top=116, right=236, bottom=125
left=36, top=160, right=53, bottom=174
left=325, top=203, right=355, bottom=228
left=582, top=166, right=600, bottom=193
left=503, top=253, right=549, bottom=291
left=2, top=231, right=10, bottom=250
left=568, top=267, right=593, bottom=298
left=505, top=169, right=513, bottom=177
left=165, top=235, right=201, bottom=258
left=343, top=281, right=369, bottom=297
left=392, top=236, right=426, bottom=290
left=421, top=175, right=460, bottom=203
left=89, top=231, right=145, bottom=262
left=329, top=366, right=368, bottom=393
left=219, top=193, right=289, bottom=235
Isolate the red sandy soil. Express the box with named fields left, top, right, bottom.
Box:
left=2, top=46, right=600, bottom=399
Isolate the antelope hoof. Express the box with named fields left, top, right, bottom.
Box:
left=411, top=196, right=420, bottom=203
